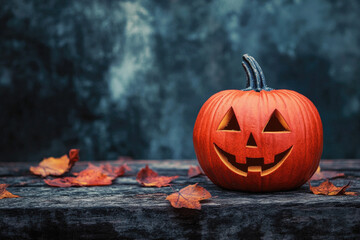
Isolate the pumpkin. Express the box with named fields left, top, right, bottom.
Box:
left=193, top=54, right=323, bottom=192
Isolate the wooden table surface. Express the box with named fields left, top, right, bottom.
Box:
left=0, top=159, right=360, bottom=239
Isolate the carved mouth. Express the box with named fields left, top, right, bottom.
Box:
left=214, top=144, right=293, bottom=176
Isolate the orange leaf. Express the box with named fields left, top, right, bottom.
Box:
left=309, top=179, right=358, bottom=196
left=30, top=149, right=80, bottom=177
left=71, top=166, right=114, bottom=186
left=101, top=163, right=131, bottom=178
left=136, top=165, right=178, bottom=187
left=44, top=162, right=129, bottom=187
left=188, top=165, right=204, bottom=178
left=44, top=168, right=113, bottom=187
left=166, top=183, right=211, bottom=210
left=310, top=166, right=344, bottom=181
left=0, top=184, right=20, bottom=199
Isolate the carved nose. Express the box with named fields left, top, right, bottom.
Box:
left=246, top=133, right=257, bottom=148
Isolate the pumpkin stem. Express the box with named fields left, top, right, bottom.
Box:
left=242, top=54, right=273, bottom=92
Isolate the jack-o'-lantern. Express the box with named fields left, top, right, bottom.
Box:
left=193, top=54, right=323, bottom=192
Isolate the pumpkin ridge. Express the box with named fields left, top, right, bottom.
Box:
left=207, top=91, right=237, bottom=183
left=193, top=92, right=224, bottom=177
left=285, top=90, right=317, bottom=182
left=200, top=93, right=228, bottom=170
left=286, top=90, right=322, bottom=179
left=280, top=90, right=307, bottom=178
left=293, top=90, right=321, bottom=180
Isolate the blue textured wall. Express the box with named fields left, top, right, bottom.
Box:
left=1, top=0, right=359, bottom=161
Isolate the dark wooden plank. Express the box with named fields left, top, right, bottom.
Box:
left=0, top=159, right=360, bottom=239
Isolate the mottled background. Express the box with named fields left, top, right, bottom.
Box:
left=1, top=0, right=359, bottom=162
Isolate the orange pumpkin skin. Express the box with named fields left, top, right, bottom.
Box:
left=193, top=55, right=323, bottom=192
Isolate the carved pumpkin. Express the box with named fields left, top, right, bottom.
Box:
left=193, top=54, right=323, bottom=192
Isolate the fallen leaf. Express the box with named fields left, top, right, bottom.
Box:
left=136, top=165, right=178, bottom=187
left=73, top=163, right=131, bottom=178
left=309, top=179, right=358, bottom=196
left=166, top=183, right=211, bottom=210
left=30, top=149, right=80, bottom=177
left=0, top=184, right=20, bottom=199
left=310, top=166, right=345, bottom=180
left=44, top=177, right=77, bottom=187
left=44, top=162, right=129, bottom=187
left=101, top=163, right=131, bottom=178
left=188, top=165, right=204, bottom=178
left=44, top=168, right=113, bottom=187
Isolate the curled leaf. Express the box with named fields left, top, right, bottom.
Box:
left=136, top=165, right=178, bottom=187
left=309, top=179, right=358, bottom=196
left=0, top=184, right=20, bottom=199
left=188, top=165, right=204, bottom=178
left=166, top=183, right=211, bottom=210
left=44, top=163, right=130, bottom=187
left=69, top=149, right=80, bottom=162
left=30, top=149, right=80, bottom=177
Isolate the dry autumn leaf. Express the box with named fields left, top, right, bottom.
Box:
left=0, top=184, right=20, bottom=199
left=310, top=166, right=345, bottom=181
left=73, top=163, right=131, bottom=177
left=166, top=183, right=211, bottom=210
left=44, top=163, right=130, bottom=187
left=309, top=179, right=358, bottom=196
left=136, top=165, right=178, bottom=187
left=30, top=149, right=80, bottom=177
left=101, top=163, right=131, bottom=178
left=188, top=165, right=204, bottom=178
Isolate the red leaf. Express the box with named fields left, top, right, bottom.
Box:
left=188, top=165, right=204, bottom=178
left=30, top=149, right=80, bottom=177
left=309, top=179, right=358, bottom=196
left=166, top=183, right=211, bottom=210
left=69, top=149, right=80, bottom=163
left=0, top=184, right=20, bottom=199
left=136, top=165, right=178, bottom=187
left=44, top=162, right=130, bottom=187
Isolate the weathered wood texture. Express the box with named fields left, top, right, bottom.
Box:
left=0, top=159, right=360, bottom=239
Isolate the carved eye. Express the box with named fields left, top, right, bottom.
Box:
left=263, top=110, right=290, bottom=132
left=218, top=107, right=241, bottom=131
